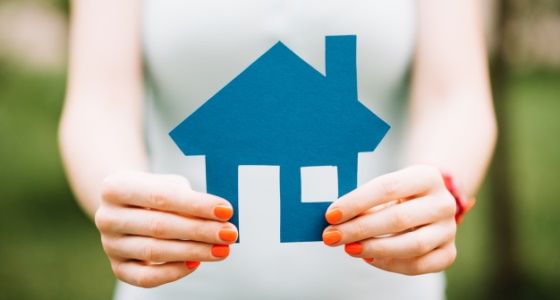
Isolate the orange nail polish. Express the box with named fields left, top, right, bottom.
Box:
left=325, top=209, right=342, bottom=224
left=214, top=205, right=233, bottom=220
left=322, top=231, right=342, bottom=245
left=186, top=261, right=200, bottom=269
left=345, top=242, right=363, bottom=255
left=363, top=258, right=374, bottom=262
left=219, top=229, right=238, bottom=242
left=211, top=244, right=230, bottom=257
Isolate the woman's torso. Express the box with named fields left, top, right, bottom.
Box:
left=114, top=1, right=446, bottom=299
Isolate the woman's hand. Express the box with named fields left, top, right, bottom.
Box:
left=94, top=171, right=238, bottom=288
left=322, top=165, right=457, bottom=275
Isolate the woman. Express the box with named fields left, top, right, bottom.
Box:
left=59, top=0, right=496, bottom=299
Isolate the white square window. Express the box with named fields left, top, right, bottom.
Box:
left=301, top=166, right=338, bottom=203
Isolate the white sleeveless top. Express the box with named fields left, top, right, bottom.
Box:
left=114, top=0, right=446, bottom=299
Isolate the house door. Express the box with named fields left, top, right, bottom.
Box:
left=238, top=165, right=281, bottom=245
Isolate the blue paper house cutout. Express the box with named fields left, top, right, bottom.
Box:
left=170, top=35, right=389, bottom=243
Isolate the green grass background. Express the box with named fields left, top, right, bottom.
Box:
left=0, top=62, right=559, bottom=299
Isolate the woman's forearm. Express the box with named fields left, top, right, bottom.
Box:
left=406, top=0, right=497, bottom=197
left=59, top=0, right=146, bottom=218
left=59, top=93, right=148, bottom=218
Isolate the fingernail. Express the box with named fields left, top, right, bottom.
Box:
left=345, top=242, right=363, bottom=255
left=322, top=231, right=342, bottom=245
left=214, top=205, right=233, bottom=220
left=363, top=258, right=374, bottom=262
left=211, top=244, right=230, bottom=257
left=186, top=261, right=200, bottom=269
left=219, top=229, right=238, bottom=242
left=325, top=209, right=342, bottom=224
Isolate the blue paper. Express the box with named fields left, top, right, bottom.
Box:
left=170, top=35, right=389, bottom=243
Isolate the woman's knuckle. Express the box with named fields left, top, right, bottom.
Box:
left=149, top=189, right=170, bottom=209
left=445, top=244, right=458, bottom=266
left=100, top=236, right=116, bottom=254
left=378, top=176, right=399, bottom=198
left=172, top=271, right=186, bottom=282
left=414, top=237, right=431, bottom=254
left=95, top=208, right=115, bottom=232
left=191, top=222, right=209, bottom=241
left=406, top=261, right=425, bottom=276
left=135, top=271, right=158, bottom=288
left=94, top=209, right=106, bottom=229
left=101, top=174, right=124, bottom=202
left=425, top=165, right=441, bottom=179
left=390, top=211, right=412, bottom=231
left=112, top=261, right=127, bottom=281
left=369, top=241, right=387, bottom=257
left=418, top=165, right=441, bottom=189
left=167, top=174, right=191, bottom=188
left=354, top=221, right=370, bottom=239
left=445, top=220, right=458, bottom=240
left=147, top=216, right=168, bottom=237
left=413, top=165, right=438, bottom=179
left=443, top=195, right=457, bottom=216
left=142, top=240, right=163, bottom=262
left=100, top=188, right=116, bottom=203
left=429, top=194, right=455, bottom=221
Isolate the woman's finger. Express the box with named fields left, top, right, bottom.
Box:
left=109, top=258, right=198, bottom=288
left=363, top=240, right=457, bottom=276
left=325, top=165, right=444, bottom=225
left=345, top=219, right=456, bottom=258
left=96, top=206, right=238, bottom=243
left=323, top=192, right=455, bottom=246
left=101, top=171, right=233, bottom=221
left=103, top=235, right=230, bottom=263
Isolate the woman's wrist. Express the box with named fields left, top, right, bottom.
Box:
left=440, top=171, right=476, bottom=224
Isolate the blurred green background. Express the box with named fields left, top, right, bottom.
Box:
left=0, top=0, right=559, bottom=299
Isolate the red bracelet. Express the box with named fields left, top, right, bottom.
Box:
left=441, top=172, right=476, bottom=224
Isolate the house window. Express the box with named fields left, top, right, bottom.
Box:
left=301, top=166, right=338, bottom=203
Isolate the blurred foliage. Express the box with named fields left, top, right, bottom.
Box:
left=446, top=68, right=560, bottom=300
left=0, top=0, right=69, bottom=13
left=507, top=69, right=560, bottom=296
left=0, top=60, right=114, bottom=300
left=51, top=0, right=69, bottom=15
left=511, top=0, right=560, bottom=15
